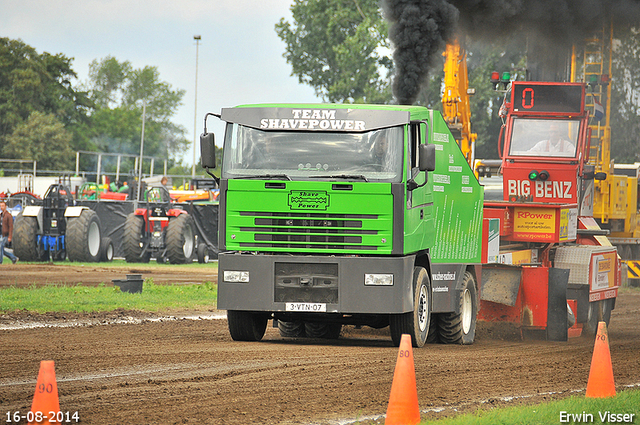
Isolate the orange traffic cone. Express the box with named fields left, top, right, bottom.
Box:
left=385, top=334, right=420, bottom=425
left=29, top=361, right=61, bottom=425
left=585, top=321, right=616, bottom=398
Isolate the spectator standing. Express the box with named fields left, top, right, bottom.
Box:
left=0, top=200, right=18, bottom=264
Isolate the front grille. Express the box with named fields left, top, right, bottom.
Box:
left=238, top=211, right=380, bottom=251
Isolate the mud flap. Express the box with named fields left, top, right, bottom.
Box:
left=547, top=268, right=570, bottom=341
left=480, top=265, right=522, bottom=306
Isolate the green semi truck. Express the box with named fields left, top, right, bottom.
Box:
left=200, top=104, right=484, bottom=347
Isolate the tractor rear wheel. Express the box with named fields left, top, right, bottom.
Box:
left=13, top=214, right=39, bottom=261
left=123, top=213, right=150, bottom=263
left=66, top=209, right=102, bottom=262
left=166, top=214, right=196, bottom=264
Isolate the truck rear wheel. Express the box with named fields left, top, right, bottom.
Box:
left=278, top=320, right=306, bottom=337
left=13, top=214, right=39, bottom=261
left=66, top=209, right=102, bottom=262
left=227, top=310, right=268, bottom=341
left=123, top=213, right=150, bottom=263
left=166, top=214, right=196, bottom=264
left=389, top=266, right=431, bottom=348
left=438, top=271, right=477, bottom=344
left=304, top=322, right=342, bottom=339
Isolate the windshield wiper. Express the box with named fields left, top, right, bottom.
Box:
left=308, top=174, right=369, bottom=182
left=236, top=174, right=292, bottom=181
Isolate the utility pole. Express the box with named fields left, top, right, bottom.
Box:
left=192, top=35, right=201, bottom=179
left=135, top=100, right=147, bottom=210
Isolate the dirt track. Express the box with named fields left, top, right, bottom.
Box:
left=1, top=265, right=639, bottom=425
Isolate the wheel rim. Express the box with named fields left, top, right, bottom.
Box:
left=418, top=285, right=428, bottom=332
left=461, top=288, right=473, bottom=334
left=88, top=221, right=101, bottom=256
left=183, top=222, right=194, bottom=257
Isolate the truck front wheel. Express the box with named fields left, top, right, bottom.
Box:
left=227, top=310, right=268, bottom=341
left=438, top=271, right=477, bottom=344
left=390, top=266, right=431, bottom=348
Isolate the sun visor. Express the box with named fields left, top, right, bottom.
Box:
left=220, top=107, right=410, bottom=132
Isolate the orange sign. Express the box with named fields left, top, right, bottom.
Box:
left=513, top=207, right=556, bottom=241
left=591, top=251, right=617, bottom=292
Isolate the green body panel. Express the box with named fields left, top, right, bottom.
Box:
left=427, top=110, right=484, bottom=263
left=225, top=179, right=394, bottom=255
left=221, top=104, right=482, bottom=262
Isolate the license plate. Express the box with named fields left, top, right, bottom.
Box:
left=285, top=302, right=326, bottom=312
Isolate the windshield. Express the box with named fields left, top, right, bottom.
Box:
left=221, top=124, right=404, bottom=182
left=508, top=118, right=580, bottom=158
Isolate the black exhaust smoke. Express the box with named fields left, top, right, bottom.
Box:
left=383, top=0, right=640, bottom=104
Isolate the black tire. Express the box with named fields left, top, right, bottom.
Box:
left=619, top=244, right=633, bottom=260
left=427, top=313, right=439, bottom=343
left=99, top=236, right=114, bottom=262
left=438, top=271, right=478, bottom=345
left=123, top=213, right=150, bottom=263
left=66, top=209, right=102, bottom=262
left=304, top=322, right=342, bottom=339
left=389, top=266, right=431, bottom=348
left=227, top=310, right=268, bottom=341
left=166, top=214, right=196, bottom=264
left=197, top=243, right=209, bottom=264
left=278, top=320, right=306, bottom=338
left=13, top=213, right=39, bottom=261
left=584, top=298, right=614, bottom=336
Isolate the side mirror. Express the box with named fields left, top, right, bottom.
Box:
left=200, top=133, right=216, bottom=168
left=419, top=144, right=436, bottom=172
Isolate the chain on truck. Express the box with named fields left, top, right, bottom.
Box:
left=200, top=104, right=484, bottom=347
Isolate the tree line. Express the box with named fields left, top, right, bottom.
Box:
left=0, top=37, right=192, bottom=178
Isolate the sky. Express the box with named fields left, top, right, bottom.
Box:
left=1, top=0, right=320, bottom=168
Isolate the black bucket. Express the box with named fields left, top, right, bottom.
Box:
left=113, top=274, right=143, bottom=293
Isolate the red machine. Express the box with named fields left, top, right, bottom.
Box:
left=122, top=187, right=196, bottom=264
left=479, top=81, right=620, bottom=340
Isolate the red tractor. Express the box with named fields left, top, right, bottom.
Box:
left=123, top=186, right=196, bottom=263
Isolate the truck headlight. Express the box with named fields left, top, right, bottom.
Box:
left=364, top=273, right=394, bottom=286
left=224, top=271, right=250, bottom=283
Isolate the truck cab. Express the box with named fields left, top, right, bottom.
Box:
left=201, top=104, right=484, bottom=347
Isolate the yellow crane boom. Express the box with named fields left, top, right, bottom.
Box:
left=442, top=39, right=477, bottom=169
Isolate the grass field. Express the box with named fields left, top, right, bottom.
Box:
left=0, top=278, right=217, bottom=313
left=417, top=389, right=639, bottom=425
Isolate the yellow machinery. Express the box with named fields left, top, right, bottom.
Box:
left=573, top=24, right=640, bottom=261
left=442, top=39, right=477, bottom=168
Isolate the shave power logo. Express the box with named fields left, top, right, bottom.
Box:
left=288, top=190, right=330, bottom=210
